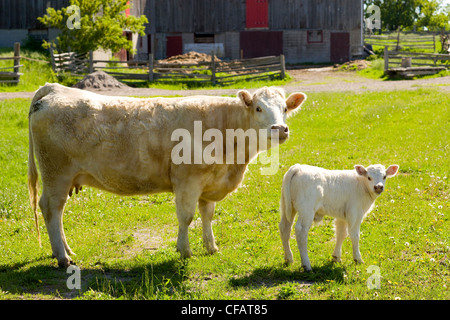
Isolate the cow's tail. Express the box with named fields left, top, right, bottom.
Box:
left=280, top=165, right=298, bottom=225
left=28, top=121, right=41, bottom=247
left=27, top=85, right=52, bottom=247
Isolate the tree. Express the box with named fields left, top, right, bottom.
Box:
left=38, top=0, right=148, bottom=54
left=416, top=0, right=450, bottom=31
left=364, top=0, right=418, bottom=31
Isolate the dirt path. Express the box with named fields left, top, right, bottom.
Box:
left=1, top=67, right=449, bottom=100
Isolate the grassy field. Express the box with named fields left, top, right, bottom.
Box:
left=0, top=89, right=449, bottom=300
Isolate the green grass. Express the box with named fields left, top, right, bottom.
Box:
left=0, top=89, right=449, bottom=300
left=0, top=48, right=57, bottom=92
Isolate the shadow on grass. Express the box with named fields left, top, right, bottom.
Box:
left=0, top=255, right=189, bottom=299
left=229, top=261, right=345, bottom=289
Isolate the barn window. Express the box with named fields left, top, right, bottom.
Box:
left=194, top=33, right=215, bottom=44
left=246, top=0, right=269, bottom=29
left=307, top=30, right=323, bottom=44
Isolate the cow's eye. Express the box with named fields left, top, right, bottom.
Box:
left=383, top=175, right=386, bottom=180
left=256, top=107, right=262, bottom=112
left=284, top=107, right=288, bottom=113
left=368, top=177, right=372, bottom=181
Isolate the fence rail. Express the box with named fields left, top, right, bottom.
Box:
left=0, top=42, right=22, bottom=84
left=384, top=46, right=450, bottom=77
left=51, top=51, right=286, bottom=85
left=365, top=32, right=436, bottom=52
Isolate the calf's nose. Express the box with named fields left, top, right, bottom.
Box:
left=374, top=184, right=384, bottom=193
left=271, top=124, right=289, bottom=139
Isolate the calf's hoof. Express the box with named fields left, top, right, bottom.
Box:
left=302, top=265, right=312, bottom=272
left=332, top=255, right=341, bottom=263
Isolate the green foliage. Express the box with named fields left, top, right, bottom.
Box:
left=364, top=0, right=450, bottom=31
left=38, top=0, right=148, bottom=54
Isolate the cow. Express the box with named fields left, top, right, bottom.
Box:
left=279, top=164, right=399, bottom=271
left=28, top=83, right=307, bottom=267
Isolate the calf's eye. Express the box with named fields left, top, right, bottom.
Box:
left=383, top=175, right=386, bottom=180
left=256, top=107, right=262, bottom=112
left=284, top=107, right=288, bottom=113
left=368, top=177, right=372, bottom=181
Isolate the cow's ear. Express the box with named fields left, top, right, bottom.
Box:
left=238, top=90, right=253, bottom=107
left=286, top=92, right=307, bottom=112
left=386, top=165, right=399, bottom=178
left=355, top=165, right=367, bottom=176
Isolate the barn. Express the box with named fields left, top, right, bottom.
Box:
left=0, top=0, right=363, bottom=64
left=134, top=0, right=364, bottom=63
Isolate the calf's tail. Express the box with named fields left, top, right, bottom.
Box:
left=280, top=165, right=298, bottom=224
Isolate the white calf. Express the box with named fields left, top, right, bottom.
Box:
left=279, top=164, right=399, bottom=271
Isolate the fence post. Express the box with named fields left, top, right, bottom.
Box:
left=13, top=42, right=20, bottom=81
left=49, top=47, right=56, bottom=72
left=280, top=54, right=286, bottom=79
left=384, top=46, right=389, bottom=72
left=211, top=51, right=216, bottom=85
left=148, top=53, right=154, bottom=81
left=89, top=50, right=94, bottom=73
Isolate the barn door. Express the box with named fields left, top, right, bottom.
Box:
left=246, top=0, right=269, bottom=29
left=166, top=36, right=182, bottom=58
left=330, top=32, right=350, bottom=63
left=240, top=31, right=283, bottom=58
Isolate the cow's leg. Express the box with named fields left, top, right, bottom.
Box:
left=332, top=218, right=348, bottom=262
left=39, top=188, right=72, bottom=268
left=294, top=209, right=314, bottom=272
left=174, top=185, right=202, bottom=259
left=198, top=199, right=219, bottom=255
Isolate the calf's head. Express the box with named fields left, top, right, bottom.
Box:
left=355, top=164, right=399, bottom=196
left=238, top=87, right=306, bottom=143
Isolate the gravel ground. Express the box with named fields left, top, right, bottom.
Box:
left=1, top=67, right=449, bottom=100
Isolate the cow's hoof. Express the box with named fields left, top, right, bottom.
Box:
left=57, top=257, right=73, bottom=268
left=206, top=245, right=219, bottom=255
left=179, top=249, right=193, bottom=259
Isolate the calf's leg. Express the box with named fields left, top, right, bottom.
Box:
left=348, top=220, right=364, bottom=264
left=279, top=203, right=296, bottom=264
left=332, top=219, right=348, bottom=262
left=294, top=211, right=314, bottom=272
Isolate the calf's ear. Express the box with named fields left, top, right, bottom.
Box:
left=286, top=92, right=307, bottom=113
left=238, top=90, right=253, bottom=107
left=386, top=165, right=399, bottom=177
left=355, top=165, right=367, bottom=176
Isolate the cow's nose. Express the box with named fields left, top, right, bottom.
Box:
left=271, top=124, right=289, bottom=139
left=374, top=184, right=384, bottom=194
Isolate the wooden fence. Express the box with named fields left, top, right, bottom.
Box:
left=365, top=32, right=436, bottom=52
left=51, top=51, right=286, bottom=85
left=384, top=47, right=450, bottom=77
left=0, top=42, right=22, bottom=84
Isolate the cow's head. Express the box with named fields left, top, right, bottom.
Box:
left=355, top=164, right=399, bottom=196
left=238, top=87, right=306, bottom=144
